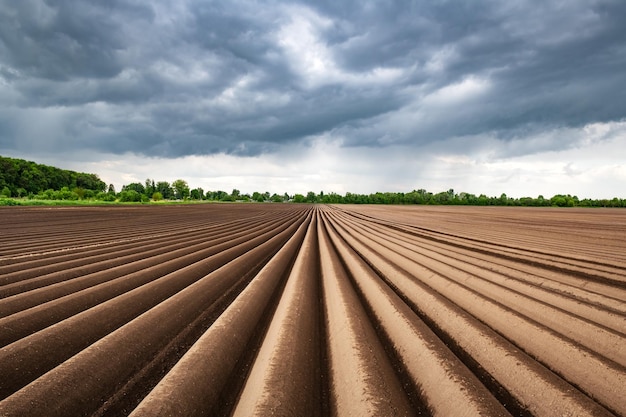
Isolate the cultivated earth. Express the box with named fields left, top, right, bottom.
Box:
left=0, top=204, right=624, bottom=416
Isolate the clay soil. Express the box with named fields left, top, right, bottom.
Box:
left=0, top=204, right=624, bottom=416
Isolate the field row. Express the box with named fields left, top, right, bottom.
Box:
left=0, top=204, right=624, bottom=416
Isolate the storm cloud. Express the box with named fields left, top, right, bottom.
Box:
left=1, top=0, right=625, bottom=196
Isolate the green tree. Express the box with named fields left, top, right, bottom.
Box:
left=172, top=179, right=190, bottom=200
left=550, top=195, right=567, bottom=207
left=122, top=182, right=146, bottom=195
left=145, top=179, right=156, bottom=197
left=305, top=191, right=318, bottom=203
left=73, top=187, right=86, bottom=199
left=220, top=194, right=234, bottom=202
left=19, top=166, right=47, bottom=193
left=0, top=155, right=106, bottom=195
left=74, top=173, right=106, bottom=192
left=214, top=190, right=228, bottom=201
left=190, top=188, right=204, bottom=200
left=95, top=191, right=114, bottom=201
left=119, top=190, right=142, bottom=202
left=156, top=181, right=174, bottom=199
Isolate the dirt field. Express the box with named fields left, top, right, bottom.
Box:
left=0, top=204, right=624, bottom=416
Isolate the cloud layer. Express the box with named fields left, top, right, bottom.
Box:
left=1, top=0, right=625, bottom=197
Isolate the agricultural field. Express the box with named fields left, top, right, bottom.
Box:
left=0, top=204, right=625, bottom=416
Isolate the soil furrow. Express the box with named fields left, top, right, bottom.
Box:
left=322, top=209, right=511, bottom=417
left=0, top=213, right=302, bottom=399
left=0, top=212, right=295, bottom=297
left=323, top=207, right=619, bottom=416
left=335, top=206, right=626, bottom=283
left=324, top=208, right=625, bottom=415
left=336, top=212, right=626, bottom=344
left=231, top=213, right=324, bottom=417
left=317, top=213, right=415, bottom=417
left=128, top=213, right=312, bottom=417
left=335, top=208, right=626, bottom=309
left=0, top=213, right=302, bottom=346
left=0, top=204, right=623, bottom=416
left=0, top=215, right=265, bottom=274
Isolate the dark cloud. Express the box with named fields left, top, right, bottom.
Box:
left=0, top=0, right=153, bottom=80
left=1, top=0, right=625, bottom=159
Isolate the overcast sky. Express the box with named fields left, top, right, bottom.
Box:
left=1, top=0, right=625, bottom=198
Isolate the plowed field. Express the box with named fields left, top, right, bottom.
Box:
left=1, top=204, right=624, bottom=416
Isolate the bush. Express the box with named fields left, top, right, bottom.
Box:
left=118, top=190, right=142, bottom=202
left=57, top=187, right=78, bottom=200
left=0, top=198, right=19, bottom=206
left=96, top=192, right=117, bottom=202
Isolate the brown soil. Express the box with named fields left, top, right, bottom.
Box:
left=0, top=204, right=624, bottom=416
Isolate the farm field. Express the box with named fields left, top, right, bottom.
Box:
left=0, top=204, right=625, bottom=416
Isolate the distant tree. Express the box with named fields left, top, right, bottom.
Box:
left=19, top=166, right=47, bottom=193
left=220, top=194, right=234, bottom=202
left=95, top=191, right=116, bottom=201
left=145, top=179, right=156, bottom=197
left=550, top=194, right=577, bottom=207
left=475, top=194, right=488, bottom=205
left=321, top=192, right=342, bottom=204
left=122, top=182, right=145, bottom=195
left=119, top=190, right=142, bottom=202
left=75, top=173, right=106, bottom=192
left=156, top=181, right=174, bottom=199
left=190, top=187, right=204, bottom=200
left=172, top=179, right=190, bottom=200
left=0, top=155, right=106, bottom=195
left=293, top=194, right=305, bottom=203
left=152, top=191, right=163, bottom=201
left=343, top=192, right=356, bottom=204
left=432, top=191, right=450, bottom=204
left=73, top=187, right=86, bottom=199
left=305, top=191, right=317, bottom=203
left=215, top=191, right=224, bottom=200
left=519, top=197, right=535, bottom=206
left=57, top=187, right=78, bottom=200
left=107, top=184, right=116, bottom=195
left=231, top=189, right=241, bottom=200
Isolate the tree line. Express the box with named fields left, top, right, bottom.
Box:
left=1, top=155, right=624, bottom=207
left=310, top=189, right=626, bottom=208
left=1, top=156, right=106, bottom=199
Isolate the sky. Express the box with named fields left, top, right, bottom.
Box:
left=1, top=0, right=625, bottom=199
